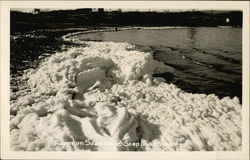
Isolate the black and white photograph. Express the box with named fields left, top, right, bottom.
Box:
left=1, top=1, right=249, bottom=159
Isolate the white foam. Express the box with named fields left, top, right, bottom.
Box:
left=10, top=40, right=241, bottom=151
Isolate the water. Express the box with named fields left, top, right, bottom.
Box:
left=77, top=27, right=242, bottom=100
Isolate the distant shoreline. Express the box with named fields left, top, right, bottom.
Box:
left=11, top=25, right=241, bottom=36
left=11, top=9, right=242, bottom=34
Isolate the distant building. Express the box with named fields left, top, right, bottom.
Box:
left=76, top=8, right=92, bottom=14
left=98, top=8, right=104, bottom=13
left=226, top=18, right=230, bottom=23
left=34, top=9, right=41, bottom=14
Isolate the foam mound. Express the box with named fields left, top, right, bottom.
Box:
left=10, top=41, right=241, bottom=151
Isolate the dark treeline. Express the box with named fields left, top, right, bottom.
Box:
left=11, top=9, right=242, bottom=33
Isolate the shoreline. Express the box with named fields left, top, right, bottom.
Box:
left=61, top=26, right=241, bottom=40
left=10, top=26, right=242, bottom=101
left=62, top=27, right=242, bottom=102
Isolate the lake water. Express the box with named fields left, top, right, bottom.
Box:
left=76, top=27, right=242, bottom=100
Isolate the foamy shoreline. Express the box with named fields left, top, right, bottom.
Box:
left=10, top=31, right=242, bottom=151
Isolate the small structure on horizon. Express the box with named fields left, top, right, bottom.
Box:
left=98, top=8, right=104, bottom=13
left=76, top=8, right=92, bottom=14
left=226, top=18, right=230, bottom=23
left=34, top=9, right=41, bottom=14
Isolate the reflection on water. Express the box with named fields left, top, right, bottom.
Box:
left=77, top=27, right=242, bottom=101
left=188, top=27, right=197, bottom=48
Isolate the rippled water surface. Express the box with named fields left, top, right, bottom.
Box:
left=77, top=27, right=242, bottom=100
